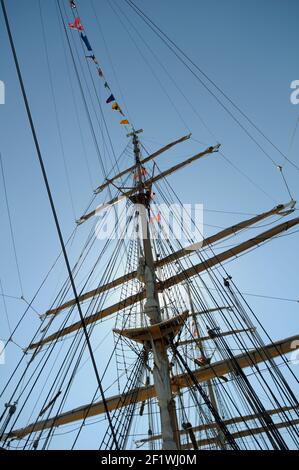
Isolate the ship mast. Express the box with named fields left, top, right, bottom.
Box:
left=128, top=129, right=180, bottom=450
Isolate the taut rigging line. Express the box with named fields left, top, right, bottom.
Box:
left=124, top=0, right=299, bottom=173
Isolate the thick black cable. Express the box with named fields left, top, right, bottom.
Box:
left=0, top=0, right=119, bottom=450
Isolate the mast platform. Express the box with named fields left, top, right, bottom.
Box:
left=113, top=311, right=189, bottom=345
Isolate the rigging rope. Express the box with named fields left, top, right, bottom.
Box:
left=0, top=152, right=24, bottom=296
left=38, top=0, right=77, bottom=220
left=171, top=342, right=240, bottom=450
left=124, top=0, right=299, bottom=174
left=0, top=279, right=12, bottom=336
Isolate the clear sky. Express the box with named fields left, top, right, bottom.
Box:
left=0, top=0, right=298, bottom=449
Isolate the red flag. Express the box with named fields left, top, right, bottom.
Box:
left=191, top=320, right=199, bottom=338
left=133, top=166, right=147, bottom=179
left=150, top=212, right=161, bottom=224
left=69, top=17, right=84, bottom=31
left=196, top=356, right=206, bottom=366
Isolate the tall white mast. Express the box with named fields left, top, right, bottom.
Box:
left=129, top=129, right=180, bottom=450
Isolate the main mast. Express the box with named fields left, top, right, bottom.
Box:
left=129, top=129, right=180, bottom=450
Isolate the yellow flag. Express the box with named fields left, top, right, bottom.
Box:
left=112, top=102, right=120, bottom=111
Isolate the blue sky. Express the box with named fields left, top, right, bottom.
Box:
left=0, top=0, right=298, bottom=449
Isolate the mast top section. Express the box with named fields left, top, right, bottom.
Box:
left=127, top=128, right=143, bottom=138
